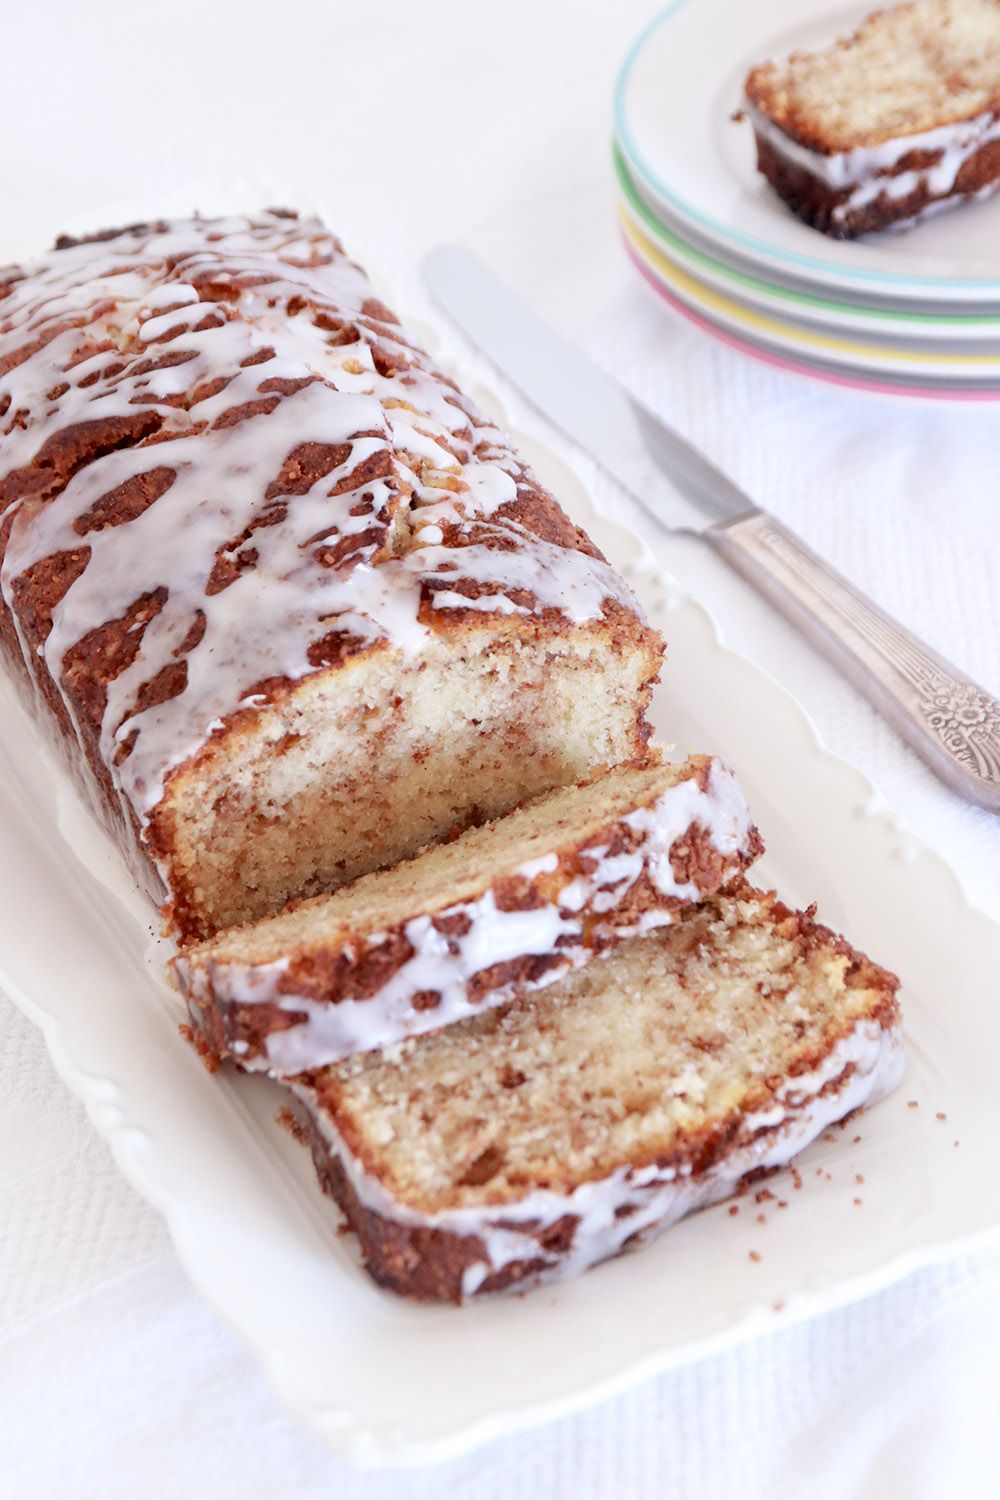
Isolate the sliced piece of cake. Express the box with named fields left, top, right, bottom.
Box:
left=289, top=883, right=903, bottom=1301
left=744, top=0, right=1000, bottom=236
left=177, top=755, right=762, bottom=1073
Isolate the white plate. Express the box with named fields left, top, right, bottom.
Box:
left=614, top=0, right=1000, bottom=302
left=624, top=234, right=1000, bottom=399
left=620, top=203, right=1000, bottom=386
left=3, top=311, right=1000, bottom=1464
left=618, top=140, right=1000, bottom=317
left=615, top=150, right=1000, bottom=345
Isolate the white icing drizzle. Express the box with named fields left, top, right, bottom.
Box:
left=746, top=101, right=1000, bottom=224
left=260, top=896, right=580, bottom=1074
left=177, top=758, right=758, bottom=1073
left=0, top=213, right=639, bottom=834
left=295, top=1018, right=904, bottom=1299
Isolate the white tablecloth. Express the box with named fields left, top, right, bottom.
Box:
left=2, top=3, right=998, bottom=1494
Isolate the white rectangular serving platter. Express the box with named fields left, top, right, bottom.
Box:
left=2, top=211, right=1000, bottom=1467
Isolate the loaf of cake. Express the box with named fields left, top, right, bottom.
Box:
left=744, top=0, right=1000, bottom=237
left=0, top=213, right=662, bottom=941
left=290, top=883, right=903, bottom=1301
left=177, top=755, right=763, bottom=1073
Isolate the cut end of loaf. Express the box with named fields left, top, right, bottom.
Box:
left=154, top=617, right=662, bottom=941
left=319, top=884, right=900, bottom=1209
left=175, top=753, right=763, bottom=1072
left=297, top=884, right=902, bottom=1299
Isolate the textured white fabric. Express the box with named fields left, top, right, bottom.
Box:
left=1, top=1, right=999, bottom=1495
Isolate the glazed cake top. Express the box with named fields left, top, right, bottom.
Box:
left=0, top=212, right=643, bottom=823
left=746, top=0, right=1000, bottom=152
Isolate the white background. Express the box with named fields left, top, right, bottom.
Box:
left=1, top=1, right=998, bottom=1495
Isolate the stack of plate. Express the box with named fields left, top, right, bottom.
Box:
left=612, top=0, right=1000, bottom=399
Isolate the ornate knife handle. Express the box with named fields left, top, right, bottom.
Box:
left=710, top=510, right=1000, bottom=814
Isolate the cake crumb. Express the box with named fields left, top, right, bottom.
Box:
left=853, top=1197, right=863, bottom=1206
left=178, top=1021, right=221, bottom=1073
left=855, top=1173, right=865, bottom=1185
left=936, top=1111, right=947, bottom=1121
left=791, top=1168, right=803, bottom=1190
left=852, top=1135, right=862, bottom=1144
left=757, top=1213, right=767, bottom=1225
left=749, top=1250, right=762, bottom=1262
left=907, top=1099, right=919, bottom=1109
left=275, top=1106, right=308, bottom=1144
left=728, top=1205, right=740, bottom=1216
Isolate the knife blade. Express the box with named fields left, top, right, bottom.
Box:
left=422, top=246, right=1000, bottom=813
left=424, top=245, right=748, bottom=532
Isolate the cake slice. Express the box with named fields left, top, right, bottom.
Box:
left=290, top=883, right=903, bottom=1301
left=177, top=755, right=762, bottom=1073
left=744, top=0, right=1000, bottom=237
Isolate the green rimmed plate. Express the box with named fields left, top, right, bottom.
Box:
left=614, top=145, right=1000, bottom=346
left=620, top=199, right=1000, bottom=386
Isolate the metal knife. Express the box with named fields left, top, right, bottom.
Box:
left=423, top=246, right=1000, bottom=814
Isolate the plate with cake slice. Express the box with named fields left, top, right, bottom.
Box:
left=614, top=0, right=1000, bottom=303
left=2, top=203, right=1000, bottom=1466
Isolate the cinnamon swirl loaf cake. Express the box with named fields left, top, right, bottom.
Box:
left=291, top=884, right=903, bottom=1301
left=0, top=213, right=662, bottom=940
left=744, top=0, right=1000, bottom=236
left=177, top=755, right=763, bottom=1073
